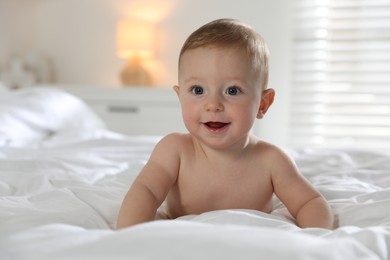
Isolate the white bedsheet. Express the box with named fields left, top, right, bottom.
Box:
left=1, top=134, right=390, bottom=260
left=1, top=88, right=390, bottom=260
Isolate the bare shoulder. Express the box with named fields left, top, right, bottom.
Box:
left=150, top=133, right=192, bottom=160
left=141, top=133, right=192, bottom=183
left=253, top=138, right=295, bottom=166
left=155, top=133, right=192, bottom=151
left=159, top=132, right=192, bottom=143
left=251, top=139, right=299, bottom=182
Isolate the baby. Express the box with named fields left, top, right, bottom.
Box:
left=117, top=18, right=334, bottom=229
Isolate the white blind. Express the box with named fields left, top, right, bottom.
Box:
left=290, top=0, right=390, bottom=149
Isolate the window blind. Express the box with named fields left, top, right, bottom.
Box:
left=290, top=0, right=390, bottom=149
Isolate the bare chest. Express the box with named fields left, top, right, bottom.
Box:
left=165, top=163, right=274, bottom=218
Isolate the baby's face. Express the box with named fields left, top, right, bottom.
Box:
left=176, top=46, right=263, bottom=149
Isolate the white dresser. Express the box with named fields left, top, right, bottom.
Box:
left=60, top=85, right=187, bottom=136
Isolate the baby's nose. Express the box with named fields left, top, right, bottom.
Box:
left=204, top=95, right=224, bottom=112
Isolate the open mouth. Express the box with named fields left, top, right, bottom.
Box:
left=204, top=122, right=230, bottom=131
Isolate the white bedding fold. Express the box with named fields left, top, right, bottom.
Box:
left=3, top=220, right=387, bottom=260
left=1, top=134, right=390, bottom=260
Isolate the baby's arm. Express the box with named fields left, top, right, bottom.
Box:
left=116, top=134, right=180, bottom=229
left=294, top=194, right=334, bottom=229
left=270, top=148, right=334, bottom=229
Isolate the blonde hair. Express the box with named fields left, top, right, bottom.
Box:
left=179, top=18, right=269, bottom=89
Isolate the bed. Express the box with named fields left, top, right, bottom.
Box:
left=1, top=87, right=389, bottom=260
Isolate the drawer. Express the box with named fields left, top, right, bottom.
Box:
left=87, top=101, right=187, bottom=135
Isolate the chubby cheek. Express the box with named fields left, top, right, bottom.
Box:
left=180, top=100, right=199, bottom=130
left=238, top=112, right=256, bottom=129
left=233, top=103, right=259, bottom=129
left=235, top=99, right=259, bottom=118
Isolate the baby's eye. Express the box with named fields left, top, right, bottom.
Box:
left=191, top=86, right=204, bottom=95
left=226, top=86, right=241, bottom=96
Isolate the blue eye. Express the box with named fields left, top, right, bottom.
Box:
left=226, top=87, right=241, bottom=95
left=191, top=86, right=204, bottom=95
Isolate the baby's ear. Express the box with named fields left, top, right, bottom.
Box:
left=173, top=85, right=180, bottom=96
left=257, top=88, right=275, bottom=119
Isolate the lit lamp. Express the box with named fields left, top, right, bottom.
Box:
left=116, top=20, right=155, bottom=86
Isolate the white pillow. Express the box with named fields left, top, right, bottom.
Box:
left=0, top=87, right=106, bottom=146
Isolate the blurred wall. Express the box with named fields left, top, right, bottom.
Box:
left=0, top=0, right=293, bottom=146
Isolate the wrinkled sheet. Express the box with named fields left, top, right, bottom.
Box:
left=1, top=131, right=390, bottom=260
left=0, top=87, right=389, bottom=259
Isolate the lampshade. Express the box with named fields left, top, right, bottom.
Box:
left=116, top=20, right=155, bottom=86
left=116, top=20, right=155, bottom=59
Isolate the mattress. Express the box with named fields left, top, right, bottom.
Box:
left=0, top=88, right=389, bottom=260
